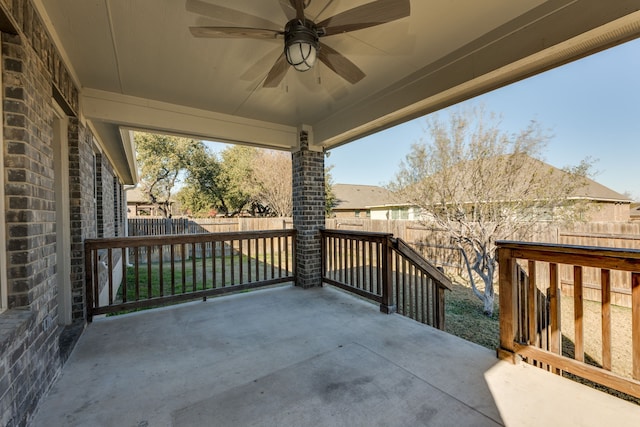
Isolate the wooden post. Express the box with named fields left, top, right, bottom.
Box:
left=498, top=247, right=516, bottom=359
left=437, top=287, right=446, bottom=330
left=380, top=237, right=396, bottom=314
left=85, top=242, right=94, bottom=323
left=320, top=230, right=326, bottom=285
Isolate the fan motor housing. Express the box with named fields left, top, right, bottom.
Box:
left=284, top=19, right=320, bottom=71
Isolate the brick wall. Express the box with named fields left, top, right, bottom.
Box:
left=0, top=29, right=61, bottom=426
left=96, top=153, right=116, bottom=238
left=68, top=117, right=96, bottom=322
left=292, top=131, right=325, bottom=288
left=0, top=1, right=102, bottom=425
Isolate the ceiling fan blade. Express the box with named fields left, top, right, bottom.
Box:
left=279, top=0, right=296, bottom=20
left=291, top=0, right=306, bottom=21
left=317, top=0, right=410, bottom=36
left=264, top=53, right=290, bottom=87
left=318, top=42, right=365, bottom=84
left=190, top=27, right=282, bottom=39
left=186, top=0, right=281, bottom=30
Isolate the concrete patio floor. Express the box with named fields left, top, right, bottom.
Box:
left=31, top=285, right=640, bottom=426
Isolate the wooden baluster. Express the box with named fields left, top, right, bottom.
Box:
left=170, top=244, right=175, bottom=295
left=633, top=272, right=640, bottom=380
left=107, top=248, right=113, bottom=305
left=201, top=242, right=206, bottom=291
left=181, top=243, right=186, bottom=293
left=212, top=241, right=218, bottom=289
left=230, top=239, right=235, bottom=285
left=549, top=262, right=561, bottom=373
left=270, top=237, right=275, bottom=280
left=527, top=261, right=537, bottom=346
left=574, top=266, right=584, bottom=362
left=601, top=269, right=611, bottom=371
left=192, top=243, right=197, bottom=292
left=122, top=247, right=128, bottom=303
left=134, top=247, right=140, bottom=301
left=239, top=239, right=243, bottom=283
left=255, top=238, right=260, bottom=282
left=158, top=245, right=164, bottom=297
left=147, top=245, right=153, bottom=298
left=277, top=237, right=282, bottom=278
left=221, top=240, right=227, bottom=287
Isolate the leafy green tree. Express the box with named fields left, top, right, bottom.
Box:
left=135, top=132, right=205, bottom=217
left=217, top=146, right=259, bottom=216
left=177, top=147, right=225, bottom=217
left=389, top=106, right=592, bottom=316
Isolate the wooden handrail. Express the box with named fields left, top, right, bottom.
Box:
left=497, top=240, right=640, bottom=399
left=85, top=229, right=296, bottom=321
left=392, top=238, right=452, bottom=290
left=320, top=229, right=450, bottom=329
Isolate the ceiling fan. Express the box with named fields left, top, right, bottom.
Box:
left=187, top=0, right=410, bottom=87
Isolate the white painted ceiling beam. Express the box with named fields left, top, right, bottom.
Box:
left=81, top=88, right=300, bottom=151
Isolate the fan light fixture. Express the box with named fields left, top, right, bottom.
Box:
left=284, top=20, right=319, bottom=72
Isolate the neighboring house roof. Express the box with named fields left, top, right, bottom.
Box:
left=126, top=188, right=177, bottom=204
left=332, top=184, right=399, bottom=210
left=631, top=203, right=640, bottom=220
left=574, top=177, right=630, bottom=202
left=432, top=155, right=630, bottom=204
left=523, top=156, right=630, bottom=203
left=126, top=188, right=150, bottom=204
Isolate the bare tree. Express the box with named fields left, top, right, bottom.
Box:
left=251, top=150, right=293, bottom=217
left=389, top=107, right=592, bottom=315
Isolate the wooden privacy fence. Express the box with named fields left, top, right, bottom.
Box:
left=320, top=229, right=452, bottom=330
left=497, top=241, right=640, bottom=399
left=85, top=229, right=296, bottom=320
left=327, top=219, right=640, bottom=308
left=128, top=217, right=293, bottom=236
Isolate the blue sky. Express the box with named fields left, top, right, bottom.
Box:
left=327, top=38, right=640, bottom=200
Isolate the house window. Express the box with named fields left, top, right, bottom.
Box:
left=355, top=209, right=360, bottom=217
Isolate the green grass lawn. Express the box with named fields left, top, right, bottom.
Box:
left=110, top=250, right=293, bottom=315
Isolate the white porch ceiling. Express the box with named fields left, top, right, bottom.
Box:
left=34, top=0, right=640, bottom=164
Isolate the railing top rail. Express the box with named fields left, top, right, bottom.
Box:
left=86, top=229, right=297, bottom=250
left=497, top=240, right=640, bottom=271
left=320, top=228, right=393, bottom=239
left=393, top=238, right=453, bottom=290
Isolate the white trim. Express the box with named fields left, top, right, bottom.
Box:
left=81, top=88, right=299, bottom=151
left=52, top=102, right=72, bottom=325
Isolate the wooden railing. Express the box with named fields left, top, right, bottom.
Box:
left=85, top=230, right=296, bottom=320
left=497, top=241, right=640, bottom=399
left=320, top=229, right=452, bottom=330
